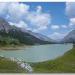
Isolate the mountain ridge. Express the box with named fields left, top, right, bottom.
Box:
left=0, top=18, right=53, bottom=45
left=60, top=29, right=75, bottom=43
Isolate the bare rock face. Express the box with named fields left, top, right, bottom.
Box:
left=0, top=18, right=12, bottom=33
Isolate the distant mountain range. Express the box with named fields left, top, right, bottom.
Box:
left=60, top=30, right=75, bottom=43
left=0, top=18, right=54, bottom=45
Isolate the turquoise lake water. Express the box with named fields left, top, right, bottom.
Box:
left=0, top=44, right=73, bottom=62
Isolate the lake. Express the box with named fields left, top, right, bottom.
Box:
left=0, top=44, right=73, bottom=63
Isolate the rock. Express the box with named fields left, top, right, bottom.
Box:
left=20, top=62, right=33, bottom=72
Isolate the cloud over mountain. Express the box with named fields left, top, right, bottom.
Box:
left=0, top=2, right=51, bottom=32
left=66, top=2, right=75, bottom=28
left=66, top=2, right=75, bottom=18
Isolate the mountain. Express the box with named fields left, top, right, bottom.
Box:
left=0, top=18, right=53, bottom=45
left=21, top=29, right=54, bottom=43
left=61, top=30, right=75, bottom=43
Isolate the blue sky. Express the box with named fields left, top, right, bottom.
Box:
left=0, top=2, right=75, bottom=40
left=24, top=2, right=69, bottom=37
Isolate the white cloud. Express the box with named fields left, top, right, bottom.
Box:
left=0, top=2, right=51, bottom=32
left=66, top=2, right=75, bottom=29
left=0, top=2, right=30, bottom=22
left=51, top=25, right=59, bottom=29
left=0, top=3, right=8, bottom=16
left=61, top=25, right=67, bottom=28
left=49, top=32, right=66, bottom=40
left=27, top=13, right=51, bottom=27
left=36, top=5, right=42, bottom=13
left=69, top=18, right=75, bottom=26
left=16, top=21, right=28, bottom=28
left=51, top=24, right=68, bottom=30
left=7, top=3, right=30, bottom=23
left=66, top=2, right=75, bottom=18
left=32, top=26, right=47, bottom=32
left=9, top=21, right=28, bottom=29
left=26, top=12, right=51, bottom=32
left=38, top=26, right=47, bottom=30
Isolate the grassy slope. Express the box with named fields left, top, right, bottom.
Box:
left=0, top=57, right=27, bottom=73
left=31, top=47, right=75, bottom=73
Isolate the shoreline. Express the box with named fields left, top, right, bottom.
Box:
left=0, top=45, right=31, bottom=50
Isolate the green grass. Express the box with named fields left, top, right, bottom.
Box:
left=0, top=57, right=27, bottom=73
left=30, top=47, right=75, bottom=73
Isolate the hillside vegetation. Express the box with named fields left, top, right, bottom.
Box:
left=0, top=57, right=27, bottom=73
